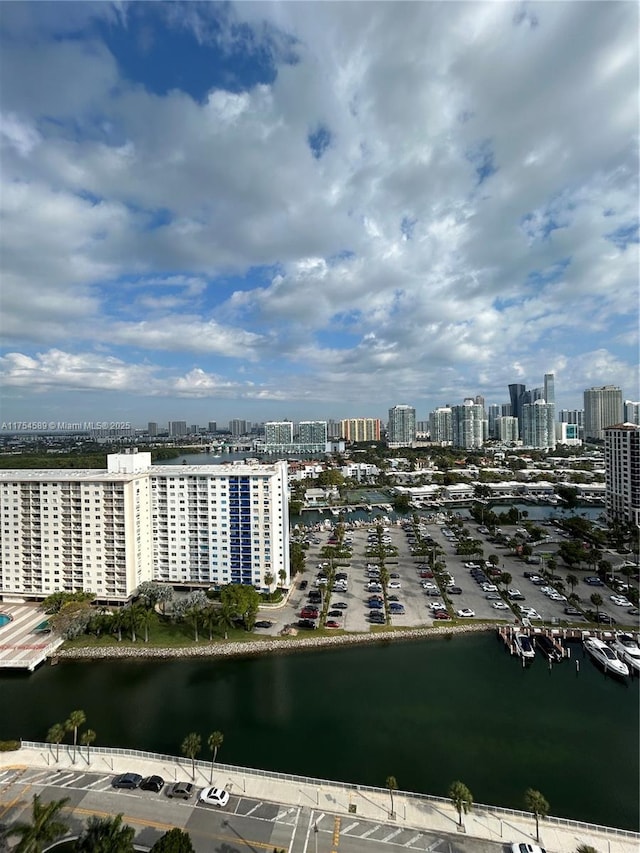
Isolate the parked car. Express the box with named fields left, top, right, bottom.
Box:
left=199, top=786, right=230, bottom=807
left=369, top=600, right=384, bottom=610
left=428, top=601, right=446, bottom=611
left=166, top=782, right=195, bottom=799
left=434, top=610, right=451, bottom=620
left=332, top=602, right=348, bottom=609
left=299, top=580, right=308, bottom=590
left=300, top=607, right=319, bottom=619
left=254, top=620, right=273, bottom=629
left=139, top=775, right=165, bottom=793
left=511, top=844, right=546, bottom=853
left=585, top=576, right=604, bottom=586
left=112, top=773, right=142, bottom=790
left=457, top=608, right=476, bottom=618
left=492, top=601, right=509, bottom=610
left=448, top=586, right=463, bottom=595
left=387, top=581, right=402, bottom=589
left=389, top=604, right=405, bottom=613
left=297, top=619, right=317, bottom=630
left=325, top=620, right=341, bottom=628
left=327, top=610, right=343, bottom=618
left=564, top=606, right=582, bottom=616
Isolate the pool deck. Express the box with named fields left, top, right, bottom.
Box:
left=0, top=603, right=64, bottom=671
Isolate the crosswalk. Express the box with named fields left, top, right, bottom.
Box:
left=312, top=812, right=451, bottom=852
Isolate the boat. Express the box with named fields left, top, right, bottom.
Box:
left=583, top=637, right=629, bottom=678
left=535, top=634, right=563, bottom=662
left=611, top=633, right=640, bottom=674
left=513, top=633, right=535, bottom=661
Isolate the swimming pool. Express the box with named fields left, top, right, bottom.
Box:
left=0, top=613, right=12, bottom=629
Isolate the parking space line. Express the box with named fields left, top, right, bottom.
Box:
left=242, top=801, right=264, bottom=817
left=341, top=821, right=359, bottom=833
left=403, top=832, right=423, bottom=847
left=360, top=823, right=381, bottom=838
left=381, top=827, right=404, bottom=843
left=84, top=778, right=107, bottom=789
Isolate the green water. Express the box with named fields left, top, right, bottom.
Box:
left=1, top=634, right=638, bottom=830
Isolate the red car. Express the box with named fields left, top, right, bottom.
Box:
left=434, top=611, right=451, bottom=620
left=325, top=621, right=341, bottom=629
left=419, top=570, right=434, bottom=578
left=300, top=608, right=319, bottom=619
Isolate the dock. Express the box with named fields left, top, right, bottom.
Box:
left=0, top=603, right=64, bottom=671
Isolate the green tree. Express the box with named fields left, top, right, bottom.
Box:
left=80, top=729, right=96, bottom=764
left=263, top=571, right=275, bottom=593
left=499, top=572, right=512, bottom=588
left=575, top=846, right=598, bottom=853
left=181, top=732, right=202, bottom=781
left=449, top=780, right=473, bottom=826
left=207, top=731, right=224, bottom=783
left=385, top=775, right=398, bottom=817
left=150, top=828, right=195, bottom=853
left=46, top=723, right=66, bottom=763
left=590, top=593, right=603, bottom=622
left=524, top=788, right=549, bottom=842
left=65, top=709, right=86, bottom=762
left=216, top=602, right=236, bottom=640
left=278, top=568, right=287, bottom=588
left=5, top=793, right=69, bottom=853
left=566, top=574, right=579, bottom=595
left=75, top=814, right=135, bottom=853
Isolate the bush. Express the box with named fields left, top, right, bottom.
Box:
left=0, top=740, right=21, bottom=751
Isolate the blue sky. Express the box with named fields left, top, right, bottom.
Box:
left=0, top=1, right=638, bottom=428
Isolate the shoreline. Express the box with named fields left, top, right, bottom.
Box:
left=53, top=623, right=495, bottom=662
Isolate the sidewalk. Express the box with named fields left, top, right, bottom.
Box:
left=1, top=745, right=637, bottom=853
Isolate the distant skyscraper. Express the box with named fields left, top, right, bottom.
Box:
left=297, top=421, right=328, bottom=444
left=605, top=423, right=640, bottom=526
left=487, top=404, right=501, bottom=438
left=584, top=386, right=623, bottom=441
left=341, top=418, right=381, bottom=442
left=544, top=373, right=555, bottom=406
left=326, top=419, right=342, bottom=440
left=229, top=419, right=249, bottom=436
left=496, top=416, right=519, bottom=443
left=522, top=401, right=556, bottom=449
left=147, top=422, right=158, bottom=437
left=169, top=421, right=187, bottom=437
left=428, top=407, right=453, bottom=444
left=208, top=421, right=217, bottom=434
left=560, top=409, right=584, bottom=426
left=387, top=405, right=416, bottom=447
left=508, top=383, right=526, bottom=437
left=501, top=403, right=512, bottom=417
left=264, top=422, right=294, bottom=444
left=451, top=399, right=484, bottom=449
left=624, top=401, right=640, bottom=425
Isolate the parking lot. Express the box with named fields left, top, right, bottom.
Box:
left=258, top=519, right=638, bottom=635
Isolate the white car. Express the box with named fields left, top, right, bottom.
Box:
left=520, top=608, right=541, bottom=620
left=481, top=583, right=498, bottom=593
left=548, top=592, right=566, bottom=601
left=457, top=608, right=475, bottom=618
left=611, top=595, right=632, bottom=607
left=422, top=581, right=437, bottom=590
left=429, top=601, right=446, bottom=611
left=511, top=844, right=547, bottom=853
left=199, top=786, right=230, bottom=807
left=492, top=601, right=509, bottom=610
left=387, top=581, right=402, bottom=589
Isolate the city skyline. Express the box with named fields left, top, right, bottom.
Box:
left=1, top=2, right=638, bottom=424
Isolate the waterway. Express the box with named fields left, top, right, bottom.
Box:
left=1, top=634, right=637, bottom=830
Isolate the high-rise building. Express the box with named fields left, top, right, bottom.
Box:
left=501, top=403, right=512, bottom=417
left=560, top=409, right=584, bottom=427
left=604, top=423, right=640, bottom=526
left=584, top=386, right=623, bottom=441
left=340, top=418, right=381, bottom=442
left=0, top=453, right=290, bottom=600
left=169, top=421, right=187, bottom=437
left=624, top=401, right=640, bottom=425
left=522, top=400, right=556, bottom=450
left=508, top=383, right=526, bottom=432
left=487, top=404, right=501, bottom=438
left=428, top=407, right=453, bottom=445
left=451, top=399, right=484, bottom=449
left=264, top=422, right=294, bottom=445
left=326, top=420, right=342, bottom=440
left=544, top=373, right=555, bottom=406
left=147, top=422, right=158, bottom=437
left=297, top=421, right=328, bottom=444
left=387, top=405, right=416, bottom=447
left=228, top=419, right=249, bottom=436
left=496, top=416, right=519, bottom=442
left=208, top=422, right=217, bottom=434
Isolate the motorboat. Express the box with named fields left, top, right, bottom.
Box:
left=583, top=637, right=629, bottom=678
left=513, top=633, right=535, bottom=661
left=611, top=633, right=640, bottom=674
left=535, top=634, right=563, bottom=662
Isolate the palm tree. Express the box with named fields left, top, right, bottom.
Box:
left=263, top=571, right=275, bottom=593
left=111, top=607, right=125, bottom=642
left=80, top=729, right=96, bottom=764
left=181, top=732, right=202, bottom=781
left=278, top=568, right=287, bottom=588
left=385, top=775, right=398, bottom=817
left=150, top=828, right=195, bottom=852
left=448, top=780, right=473, bottom=826
left=202, top=604, right=218, bottom=642
left=207, top=731, right=224, bottom=783
left=6, top=793, right=69, bottom=853
left=590, top=593, right=603, bottom=623
left=75, top=814, right=135, bottom=853
left=216, top=603, right=236, bottom=640
left=566, top=574, right=579, bottom=596
left=65, top=709, right=86, bottom=762
left=524, top=788, right=549, bottom=842
left=126, top=604, right=143, bottom=642
left=575, top=845, right=598, bottom=853
left=46, top=723, right=66, bottom=763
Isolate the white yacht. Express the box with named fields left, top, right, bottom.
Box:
left=513, top=633, right=536, bottom=661
left=611, top=633, right=640, bottom=674
left=583, top=637, right=629, bottom=678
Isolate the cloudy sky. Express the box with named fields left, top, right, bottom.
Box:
left=1, top=1, right=638, bottom=429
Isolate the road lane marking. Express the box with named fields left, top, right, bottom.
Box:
left=404, top=832, right=423, bottom=846
left=381, top=827, right=403, bottom=842
left=360, top=824, right=381, bottom=839
left=242, top=801, right=264, bottom=817
left=342, top=821, right=359, bottom=833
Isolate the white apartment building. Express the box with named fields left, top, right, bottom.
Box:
left=452, top=399, right=484, bottom=449
left=604, top=423, right=640, bottom=526
left=522, top=400, right=556, bottom=450
left=387, top=405, right=416, bottom=447
left=264, top=421, right=294, bottom=445
left=0, top=452, right=289, bottom=602
left=584, top=385, right=623, bottom=441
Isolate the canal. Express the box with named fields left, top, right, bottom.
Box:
left=1, top=633, right=638, bottom=830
